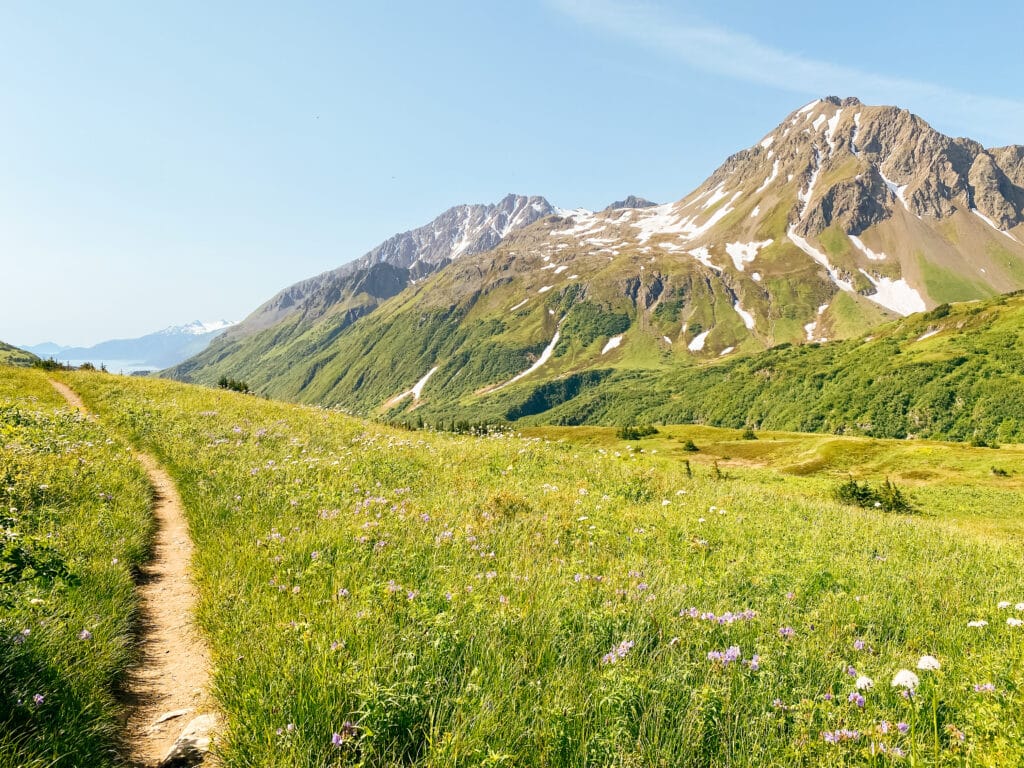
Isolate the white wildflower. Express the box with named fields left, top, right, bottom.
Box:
left=891, top=669, right=920, bottom=690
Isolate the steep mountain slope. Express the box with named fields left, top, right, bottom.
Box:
left=28, top=321, right=235, bottom=370
left=169, top=98, right=1024, bottom=430
left=169, top=194, right=555, bottom=379
left=0, top=340, right=39, bottom=367
left=422, top=291, right=1024, bottom=444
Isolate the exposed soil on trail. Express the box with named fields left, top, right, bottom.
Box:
left=49, top=380, right=215, bottom=766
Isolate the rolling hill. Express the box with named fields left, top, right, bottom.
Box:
left=0, top=340, right=39, bottom=366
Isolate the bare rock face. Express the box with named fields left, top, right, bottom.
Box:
left=969, top=153, right=1021, bottom=228
left=158, top=714, right=217, bottom=767
left=605, top=195, right=657, bottom=211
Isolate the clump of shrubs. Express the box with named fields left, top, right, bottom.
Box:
left=617, top=424, right=658, bottom=440
left=681, top=439, right=700, bottom=452
left=741, top=427, right=758, bottom=440
left=834, top=477, right=913, bottom=513
left=217, top=376, right=251, bottom=393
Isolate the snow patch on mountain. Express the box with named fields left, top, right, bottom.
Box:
left=859, top=271, right=927, bottom=315
left=601, top=335, right=623, bottom=354
left=734, top=302, right=755, bottom=330
left=688, top=330, right=711, bottom=351
left=756, top=159, right=780, bottom=193
left=490, top=323, right=564, bottom=391
left=788, top=227, right=855, bottom=292
left=849, top=235, right=887, bottom=261
left=726, top=240, right=773, bottom=272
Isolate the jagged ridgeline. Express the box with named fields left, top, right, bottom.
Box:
left=166, top=98, right=1024, bottom=440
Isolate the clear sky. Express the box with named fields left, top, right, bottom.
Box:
left=3, top=1, right=1021, bottom=346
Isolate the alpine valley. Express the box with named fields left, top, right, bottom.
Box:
left=167, top=98, right=1024, bottom=442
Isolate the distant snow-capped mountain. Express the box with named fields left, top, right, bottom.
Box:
left=25, top=320, right=236, bottom=371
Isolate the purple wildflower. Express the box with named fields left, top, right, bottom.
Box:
left=78, top=629, right=92, bottom=641
left=778, top=626, right=795, bottom=639
left=853, top=639, right=865, bottom=651
left=848, top=692, right=865, bottom=708
left=897, top=722, right=909, bottom=734
left=974, top=683, right=996, bottom=693
left=602, top=639, right=635, bottom=665
left=32, top=694, right=44, bottom=707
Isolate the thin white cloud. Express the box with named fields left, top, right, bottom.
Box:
left=550, top=0, right=1024, bottom=146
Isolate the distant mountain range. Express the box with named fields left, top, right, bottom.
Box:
left=165, top=97, right=1024, bottom=441
left=27, top=320, right=235, bottom=371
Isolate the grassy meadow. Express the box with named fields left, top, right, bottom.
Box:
left=58, top=370, right=1024, bottom=766
left=0, top=368, right=153, bottom=767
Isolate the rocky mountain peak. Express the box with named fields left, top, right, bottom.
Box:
left=604, top=195, right=657, bottom=211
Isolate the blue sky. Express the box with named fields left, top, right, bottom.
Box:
left=3, top=0, right=1021, bottom=345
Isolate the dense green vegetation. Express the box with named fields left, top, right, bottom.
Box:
left=387, top=292, right=1024, bottom=445
left=64, top=371, right=1024, bottom=766
left=0, top=368, right=153, bottom=767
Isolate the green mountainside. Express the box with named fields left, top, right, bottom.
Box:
left=0, top=340, right=39, bottom=366
left=167, top=98, right=1024, bottom=441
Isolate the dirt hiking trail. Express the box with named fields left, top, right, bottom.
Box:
left=50, top=380, right=216, bottom=767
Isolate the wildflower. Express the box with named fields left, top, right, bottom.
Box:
left=822, top=728, right=860, bottom=743
left=78, top=629, right=92, bottom=641
left=337, top=588, right=350, bottom=599
left=1007, top=617, right=1023, bottom=627
left=855, top=675, right=874, bottom=690
left=917, top=655, right=941, bottom=671
left=896, top=722, right=909, bottom=734
left=602, top=639, right=635, bottom=665
left=848, top=692, right=865, bottom=708
left=847, top=665, right=858, bottom=677
left=997, top=601, right=1011, bottom=609
left=1017, top=602, right=1024, bottom=611
left=498, top=595, right=509, bottom=604
left=13, top=629, right=30, bottom=645
left=973, top=683, right=995, bottom=693
left=967, top=620, right=988, bottom=627
left=32, top=694, right=44, bottom=707
left=822, top=692, right=833, bottom=701
left=406, top=590, right=417, bottom=601
left=878, top=720, right=891, bottom=735
left=778, top=626, right=795, bottom=639
left=785, top=591, right=795, bottom=600
left=891, top=669, right=919, bottom=690
left=853, top=639, right=865, bottom=651
left=746, top=654, right=761, bottom=671
left=310, top=551, right=319, bottom=560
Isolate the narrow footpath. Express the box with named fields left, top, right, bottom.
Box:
left=49, top=380, right=216, bottom=767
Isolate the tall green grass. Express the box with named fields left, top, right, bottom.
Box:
left=0, top=368, right=153, bottom=767
left=63, top=371, right=1024, bottom=766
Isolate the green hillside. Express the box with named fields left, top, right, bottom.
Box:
left=196, top=289, right=1024, bottom=445
left=462, top=292, right=1024, bottom=444
left=0, top=341, right=39, bottom=367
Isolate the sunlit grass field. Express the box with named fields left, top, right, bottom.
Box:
left=55, top=370, right=1024, bottom=767
left=0, top=368, right=153, bottom=767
